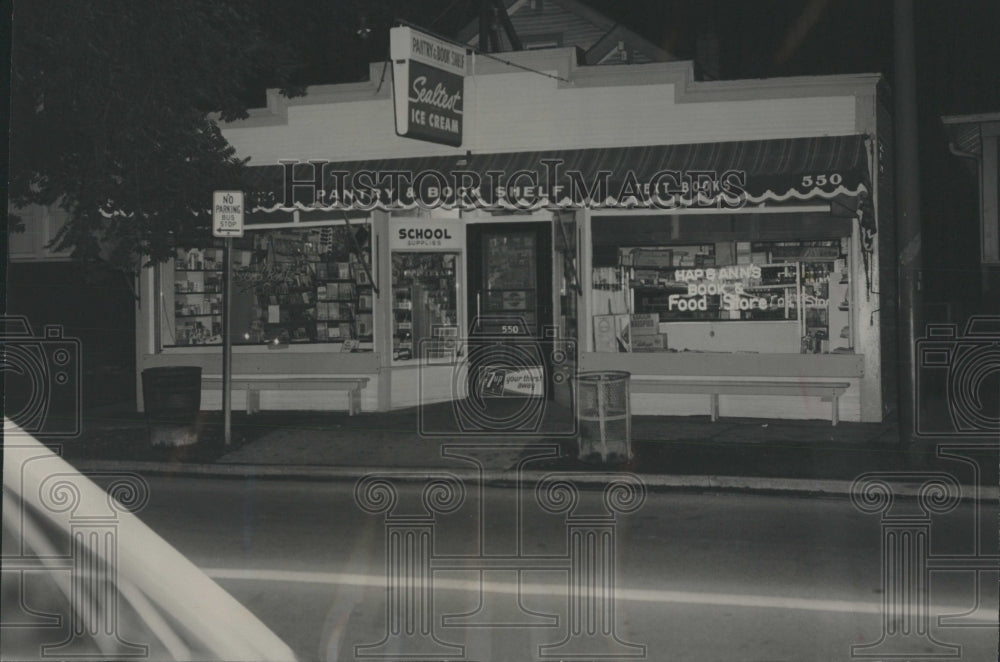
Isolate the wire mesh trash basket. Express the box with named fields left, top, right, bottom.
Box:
left=573, top=371, right=631, bottom=463
left=142, top=367, right=202, bottom=421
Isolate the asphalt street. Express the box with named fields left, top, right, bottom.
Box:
left=97, top=475, right=1000, bottom=662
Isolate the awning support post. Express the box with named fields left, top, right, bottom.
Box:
left=555, top=210, right=582, bottom=296
left=894, top=0, right=922, bottom=447
left=342, top=214, right=379, bottom=295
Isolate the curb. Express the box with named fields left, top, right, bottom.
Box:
left=69, top=460, right=999, bottom=502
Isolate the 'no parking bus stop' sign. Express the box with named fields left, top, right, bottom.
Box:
left=212, top=190, right=244, bottom=238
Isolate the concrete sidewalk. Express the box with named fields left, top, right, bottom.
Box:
left=70, top=401, right=999, bottom=500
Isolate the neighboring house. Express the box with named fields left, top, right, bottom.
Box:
left=456, top=0, right=676, bottom=65
left=942, top=113, right=1000, bottom=314
left=6, top=204, right=137, bottom=411
left=7, top=205, right=73, bottom=263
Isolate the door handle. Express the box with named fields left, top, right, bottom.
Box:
left=476, top=292, right=481, bottom=330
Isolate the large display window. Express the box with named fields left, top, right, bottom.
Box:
left=389, top=218, right=464, bottom=363
left=391, top=253, right=459, bottom=361
left=590, top=215, right=854, bottom=355
left=162, top=223, right=373, bottom=349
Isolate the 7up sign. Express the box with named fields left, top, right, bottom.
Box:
left=213, top=190, right=244, bottom=238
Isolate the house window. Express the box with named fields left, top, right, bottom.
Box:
left=522, top=33, right=563, bottom=50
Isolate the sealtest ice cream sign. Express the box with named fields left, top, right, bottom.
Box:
left=391, top=26, right=466, bottom=147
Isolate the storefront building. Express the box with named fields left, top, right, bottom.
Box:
left=136, top=49, right=893, bottom=423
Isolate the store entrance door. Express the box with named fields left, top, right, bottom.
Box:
left=466, top=223, right=554, bottom=414
left=468, top=222, right=552, bottom=338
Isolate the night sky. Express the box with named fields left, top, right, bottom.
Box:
left=6, top=0, right=999, bottom=311
left=2, top=0, right=995, bottom=411
left=262, top=0, right=999, bottom=309
left=285, top=1, right=998, bottom=113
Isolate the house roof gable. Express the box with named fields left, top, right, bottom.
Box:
left=456, top=0, right=674, bottom=63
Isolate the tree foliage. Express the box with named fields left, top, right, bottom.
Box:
left=10, top=1, right=316, bottom=272
left=9, top=0, right=480, bottom=277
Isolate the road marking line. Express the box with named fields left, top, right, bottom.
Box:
left=202, top=567, right=997, bottom=622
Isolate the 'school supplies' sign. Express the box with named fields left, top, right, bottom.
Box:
left=390, top=26, right=466, bottom=147
left=389, top=218, right=465, bottom=250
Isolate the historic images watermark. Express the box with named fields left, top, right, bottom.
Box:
left=353, top=453, right=647, bottom=660
left=2, top=316, right=82, bottom=439
left=259, top=159, right=750, bottom=212
left=2, top=442, right=151, bottom=659
left=915, top=315, right=1000, bottom=437
left=850, top=444, right=999, bottom=660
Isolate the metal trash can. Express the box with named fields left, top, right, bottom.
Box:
left=141, top=367, right=202, bottom=446
left=573, top=371, right=631, bottom=463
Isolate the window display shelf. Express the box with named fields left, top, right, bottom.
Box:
left=630, top=284, right=689, bottom=293
left=391, top=252, right=458, bottom=361
left=744, top=283, right=797, bottom=291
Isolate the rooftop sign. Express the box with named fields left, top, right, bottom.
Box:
left=390, top=26, right=466, bottom=147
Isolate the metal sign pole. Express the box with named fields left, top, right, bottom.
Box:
left=212, top=189, right=243, bottom=447
left=223, top=237, right=233, bottom=445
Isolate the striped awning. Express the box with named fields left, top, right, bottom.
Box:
left=243, top=134, right=871, bottom=215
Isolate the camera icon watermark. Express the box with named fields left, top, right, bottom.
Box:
left=915, top=315, right=1000, bottom=437
left=2, top=316, right=82, bottom=438
left=418, top=318, right=577, bottom=438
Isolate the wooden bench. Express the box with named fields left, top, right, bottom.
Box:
left=202, top=375, right=370, bottom=415
left=629, top=379, right=851, bottom=426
